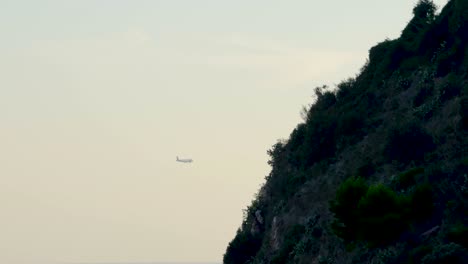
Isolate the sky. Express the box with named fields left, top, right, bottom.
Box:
left=0, top=0, right=448, bottom=263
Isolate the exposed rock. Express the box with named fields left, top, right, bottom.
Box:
left=250, top=220, right=261, bottom=236
left=222, top=1, right=468, bottom=263
left=420, top=225, right=440, bottom=239
left=255, top=210, right=264, bottom=225
left=270, top=216, right=281, bottom=251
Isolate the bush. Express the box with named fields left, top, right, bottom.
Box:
left=367, top=39, right=395, bottom=75
left=410, top=183, right=434, bottom=221
left=413, top=84, right=434, bottom=107
left=287, top=124, right=306, bottom=153
left=223, top=229, right=262, bottom=264
left=460, top=96, right=468, bottom=130
left=313, top=86, right=336, bottom=111
left=421, top=243, right=468, bottom=264
left=385, top=122, right=435, bottom=163
left=336, top=111, right=365, bottom=145
left=271, top=224, right=305, bottom=264
left=299, top=115, right=337, bottom=167
left=336, top=78, right=356, bottom=102
left=357, top=184, right=410, bottom=246
left=446, top=224, right=468, bottom=248
left=401, top=0, right=437, bottom=46
left=330, top=177, right=369, bottom=241
left=356, top=160, right=375, bottom=178
left=408, top=244, right=433, bottom=264
left=330, top=177, right=436, bottom=246
left=394, top=167, right=425, bottom=189
left=439, top=74, right=462, bottom=102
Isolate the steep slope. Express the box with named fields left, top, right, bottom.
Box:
left=224, top=0, right=468, bottom=263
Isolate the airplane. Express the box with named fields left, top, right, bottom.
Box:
left=176, top=156, right=193, bottom=163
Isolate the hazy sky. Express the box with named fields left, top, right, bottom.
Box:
left=0, top=1, right=448, bottom=263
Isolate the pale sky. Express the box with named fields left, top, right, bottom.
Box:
left=0, top=1, right=448, bottom=263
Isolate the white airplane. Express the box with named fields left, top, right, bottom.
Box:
left=176, top=156, right=193, bottom=163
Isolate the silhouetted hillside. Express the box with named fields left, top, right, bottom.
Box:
left=224, top=0, right=468, bottom=263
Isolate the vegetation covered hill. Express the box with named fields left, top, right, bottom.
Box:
left=223, top=0, right=468, bottom=263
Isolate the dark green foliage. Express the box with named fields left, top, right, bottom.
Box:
left=311, top=227, right=323, bottom=238
left=356, top=160, right=375, bottom=178
left=421, top=243, right=468, bottom=264
left=460, top=96, right=468, bottom=130
left=356, top=184, right=410, bottom=246
left=412, top=0, right=436, bottom=23
left=330, top=177, right=435, bottom=247
left=298, top=113, right=337, bottom=168
left=330, top=177, right=369, bottom=241
left=400, top=56, right=424, bottom=72
left=288, top=124, right=306, bottom=153
left=418, top=6, right=450, bottom=61
left=435, top=40, right=465, bottom=76
left=266, top=140, right=286, bottom=170
left=413, top=84, right=434, bottom=107
left=287, top=171, right=308, bottom=191
left=312, top=86, right=336, bottom=112
left=389, top=43, right=413, bottom=73
left=367, top=39, right=396, bottom=76
left=225, top=1, right=468, bottom=262
left=336, top=111, right=365, bottom=146
left=409, top=183, right=434, bottom=221
left=336, top=78, right=356, bottom=101
left=398, top=77, right=412, bottom=90
left=271, top=224, right=305, bottom=264
left=407, top=244, right=433, bottom=264
left=282, top=87, right=340, bottom=170
left=446, top=224, right=468, bottom=248
left=439, top=74, right=462, bottom=101
left=384, top=122, right=435, bottom=163
left=401, top=0, right=437, bottom=47
left=395, top=167, right=425, bottom=190
left=417, top=0, right=468, bottom=77
left=223, top=229, right=262, bottom=264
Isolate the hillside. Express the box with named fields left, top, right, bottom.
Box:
left=223, top=0, right=468, bottom=263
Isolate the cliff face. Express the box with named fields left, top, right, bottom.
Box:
left=224, top=1, right=468, bottom=263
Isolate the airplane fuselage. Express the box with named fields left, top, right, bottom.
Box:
left=176, top=156, right=193, bottom=163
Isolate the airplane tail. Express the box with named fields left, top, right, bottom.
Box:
left=176, top=156, right=179, bottom=161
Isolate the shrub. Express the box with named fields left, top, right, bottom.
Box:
left=409, top=183, right=434, bottom=221
left=356, top=160, right=375, bottom=178
left=421, top=243, right=468, bottom=264
left=398, top=77, right=412, bottom=90
left=401, top=0, right=437, bottom=47
left=413, top=84, right=434, bottom=107
left=267, top=141, right=285, bottom=167
left=384, top=122, right=435, bottom=163
left=287, top=171, right=308, bottom=192
left=299, top=115, right=337, bottom=167
left=336, top=111, right=365, bottom=145
left=336, top=78, right=356, bottom=101
left=446, top=224, right=468, bottom=248
left=223, top=229, right=262, bottom=264
left=330, top=177, right=369, bottom=241
left=367, top=39, right=395, bottom=75
left=330, top=177, right=436, bottom=246
left=271, top=224, right=305, bottom=264
left=389, top=42, right=414, bottom=72
left=408, top=244, right=433, bottom=264
left=439, top=76, right=461, bottom=102
left=394, top=167, right=425, bottom=189
left=460, top=96, right=468, bottom=130
left=313, top=86, right=336, bottom=111
left=287, top=124, right=306, bottom=153
left=357, top=184, right=410, bottom=246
